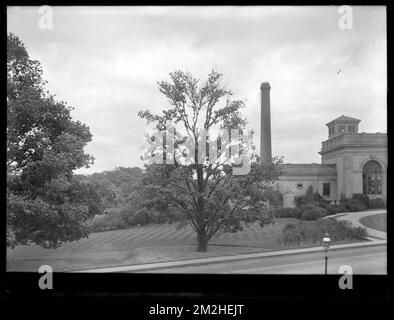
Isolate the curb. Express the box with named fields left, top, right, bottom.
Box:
left=74, top=239, right=386, bottom=273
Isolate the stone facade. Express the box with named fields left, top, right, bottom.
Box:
left=320, top=130, right=387, bottom=200
left=258, top=84, right=387, bottom=208
left=276, top=164, right=337, bottom=208
left=275, top=116, right=387, bottom=208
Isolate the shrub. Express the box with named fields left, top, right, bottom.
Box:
left=300, top=202, right=327, bottom=214
left=294, top=185, right=329, bottom=208
left=338, top=205, right=350, bottom=213
left=343, top=199, right=367, bottom=212
left=300, top=203, right=318, bottom=211
left=325, top=204, right=349, bottom=215
left=352, top=193, right=370, bottom=207
left=165, top=210, right=184, bottom=223
left=368, top=198, right=386, bottom=209
left=300, top=207, right=325, bottom=221
left=89, top=212, right=129, bottom=232
left=334, top=204, right=349, bottom=213
left=325, top=205, right=340, bottom=215
left=316, top=201, right=329, bottom=209
left=128, top=208, right=155, bottom=225
left=274, top=207, right=301, bottom=219
left=282, top=218, right=368, bottom=247
left=89, top=204, right=185, bottom=232
left=264, top=190, right=283, bottom=205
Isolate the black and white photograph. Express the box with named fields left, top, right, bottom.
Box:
left=6, top=5, right=387, bottom=282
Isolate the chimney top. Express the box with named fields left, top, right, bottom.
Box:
left=260, top=82, right=270, bottom=90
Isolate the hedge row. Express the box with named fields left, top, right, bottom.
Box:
left=275, top=193, right=386, bottom=221
left=281, top=218, right=368, bottom=247
left=351, top=194, right=386, bottom=209
left=89, top=207, right=183, bottom=232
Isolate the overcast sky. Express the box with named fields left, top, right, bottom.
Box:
left=7, top=6, right=387, bottom=174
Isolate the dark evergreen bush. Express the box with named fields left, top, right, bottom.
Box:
left=274, top=207, right=301, bottom=219
left=352, top=193, right=370, bottom=207
left=282, top=218, right=368, bottom=247
left=325, top=204, right=349, bottom=215
left=343, top=199, right=367, bottom=212
left=300, top=207, right=325, bottom=220
left=368, top=198, right=386, bottom=209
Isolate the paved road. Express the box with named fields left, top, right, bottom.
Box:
left=137, top=244, right=386, bottom=274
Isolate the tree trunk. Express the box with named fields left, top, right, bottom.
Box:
left=196, top=230, right=209, bottom=252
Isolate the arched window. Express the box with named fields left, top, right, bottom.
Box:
left=362, top=160, right=382, bottom=195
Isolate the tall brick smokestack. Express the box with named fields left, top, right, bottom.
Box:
left=260, top=82, right=272, bottom=162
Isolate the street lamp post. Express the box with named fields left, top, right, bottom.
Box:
left=322, top=233, right=332, bottom=275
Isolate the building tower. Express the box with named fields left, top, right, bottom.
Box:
left=260, top=82, right=272, bottom=162
left=320, top=115, right=387, bottom=199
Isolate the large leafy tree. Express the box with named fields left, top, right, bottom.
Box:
left=82, top=167, right=144, bottom=209
left=7, top=33, right=99, bottom=248
left=138, top=70, right=281, bottom=252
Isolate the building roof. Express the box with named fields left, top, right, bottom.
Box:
left=320, top=132, right=387, bottom=154
left=279, top=163, right=337, bottom=176
left=326, top=115, right=361, bottom=127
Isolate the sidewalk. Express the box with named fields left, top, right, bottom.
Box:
left=326, top=209, right=387, bottom=240
left=74, top=239, right=386, bottom=273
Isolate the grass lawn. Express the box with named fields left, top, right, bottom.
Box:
left=7, top=218, right=300, bottom=272
left=359, top=213, right=387, bottom=232
left=6, top=217, right=361, bottom=272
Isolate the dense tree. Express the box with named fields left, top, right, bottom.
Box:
left=138, top=70, right=281, bottom=252
left=7, top=33, right=99, bottom=248
left=83, top=167, right=143, bottom=208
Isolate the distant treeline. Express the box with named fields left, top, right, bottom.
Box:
left=76, top=167, right=143, bottom=210
left=81, top=166, right=184, bottom=232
